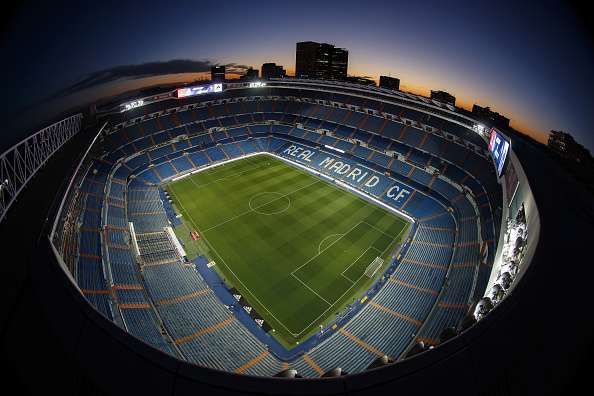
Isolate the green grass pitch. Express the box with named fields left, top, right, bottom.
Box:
left=166, top=154, right=410, bottom=348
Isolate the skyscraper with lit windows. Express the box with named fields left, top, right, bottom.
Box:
left=295, top=41, right=348, bottom=80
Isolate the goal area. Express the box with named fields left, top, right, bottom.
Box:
left=364, top=257, right=384, bottom=278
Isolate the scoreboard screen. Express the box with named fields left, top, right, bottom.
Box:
left=120, top=99, right=145, bottom=112
left=176, top=83, right=223, bottom=98
left=488, top=128, right=510, bottom=177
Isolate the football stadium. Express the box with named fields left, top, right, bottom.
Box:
left=1, top=77, right=591, bottom=394
left=61, top=78, right=507, bottom=373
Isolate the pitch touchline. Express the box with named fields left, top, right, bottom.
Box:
left=291, top=273, right=331, bottom=306
left=201, top=179, right=321, bottom=233
left=383, top=220, right=409, bottom=245
left=362, top=221, right=398, bottom=239
left=294, top=269, right=369, bottom=337
left=168, top=187, right=301, bottom=337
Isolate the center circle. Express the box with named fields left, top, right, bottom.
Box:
left=249, top=192, right=291, bottom=215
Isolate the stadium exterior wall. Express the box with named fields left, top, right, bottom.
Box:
left=486, top=149, right=540, bottom=296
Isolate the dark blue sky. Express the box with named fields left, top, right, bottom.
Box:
left=2, top=0, right=593, bottom=150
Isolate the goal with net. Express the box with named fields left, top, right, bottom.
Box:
left=364, top=257, right=384, bottom=278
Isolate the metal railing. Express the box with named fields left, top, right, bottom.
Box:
left=0, top=113, right=83, bottom=223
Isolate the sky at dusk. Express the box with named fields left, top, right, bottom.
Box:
left=1, top=0, right=594, bottom=150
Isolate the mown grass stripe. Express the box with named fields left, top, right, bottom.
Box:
left=167, top=154, right=410, bottom=347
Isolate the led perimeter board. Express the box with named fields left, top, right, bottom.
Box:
left=488, top=127, right=510, bottom=177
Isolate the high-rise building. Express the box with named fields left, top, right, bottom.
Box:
left=295, top=41, right=320, bottom=79
left=295, top=41, right=348, bottom=80
left=260, top=63, right=286, bottom=79
left=548, top=130, right=591, bottom=164
left=211, top=66, right=225, bottom=82
left=430, top=90, right=456, bottom=106
left=244, top=67, right=259, bottom=80
left=330, top=47, right=348, bottom=80
left=472, top=104, right=510, bottom=129
left=379, top=76, right=400, bottom=91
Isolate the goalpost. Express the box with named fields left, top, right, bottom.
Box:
left=364, top=257, right=384, bottom=278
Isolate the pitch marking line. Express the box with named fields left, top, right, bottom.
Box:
left=317, top=234, right=343, bottom=254
left=291, top=224, right=403, bottom=336
left=248, top=192, right=291, bottom=215
left=293, top=268, right=369, bottom=337
left=186, top=159, right=275, bottom=191
left=340, top=273, right=356, bottom=284
left=341, top=246, right=383, bottom=283
left=364, top=220, right=409, bottom=246
left=362, top=221, right=396, bottom=239
left=202, top=179, right=321, bottom=233
left=168, top=186, right=301, bottom=337
left=291, top=273, right=331, bottom=306
left=170, top=157, right=410, bottom=338
left=290, top=222, right=385, bottom=324
left=291, top=221, right=363, bottom=275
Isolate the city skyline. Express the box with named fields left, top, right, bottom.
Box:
left=1, top=0, right=593, bottom=150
